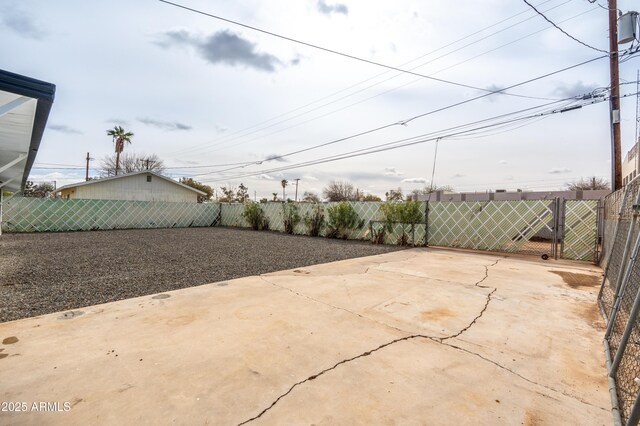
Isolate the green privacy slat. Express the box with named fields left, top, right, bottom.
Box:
left=1, top=197, right=220, bottom=232
left=562, top=200, right=598, bottom=261
left=428, top=200, right=555, bottom=255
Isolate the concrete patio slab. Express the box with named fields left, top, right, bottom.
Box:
left=0, top=248, right=610, bottom=425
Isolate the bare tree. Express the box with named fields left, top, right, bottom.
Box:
left=362, top=193, right=382, bottom=201
left=179, top=178, right=213, bottom=203
left=385, top=188, right=403, bottom=202
left=100, top=153, right=165, bottom=177
left=302, top=191, right=320, bottom=203
left=566, top=176, right=609, bottom=191
left=408, top=185, right=455, bottom=200
left=322, top=180, right=356, bottom=201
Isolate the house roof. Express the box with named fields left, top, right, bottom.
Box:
left=56, top=171, right=207, bottom=196
left=0, top=69, right=56, bottom=192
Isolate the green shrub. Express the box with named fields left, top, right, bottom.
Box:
left=371, top=226, right=386, bottom=244
left=326, top=202, right=364, bottom=239
left=378, top=201, right=424, bottom=245
left=304, top=204, right=325, bottom=237
left=282, top=202, right=301, bottom=234
left=242, top=202, right=266, bottom=230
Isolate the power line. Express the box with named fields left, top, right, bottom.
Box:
left=173, top=3, right=596, bottom=161
left=168, top=0, right=574, bottom=158
left=198, top=92, right=622, bottom=183
left=522, top=0, right=609, bottom=53
left=158, top=0, right=568, bottom=101
left=177, top=55, right=610, bottom=178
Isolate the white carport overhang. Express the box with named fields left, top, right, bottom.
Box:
left=0, top=70, right=55, bottom=192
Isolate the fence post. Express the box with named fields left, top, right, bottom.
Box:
left=411, top=223, right=415, bottom=247
left=607, top=190, right=640, bottom=333
left=606, top=226, right=640, bottom=340
left=599, top=186, right=633, bottom=319
left=611, top=256, right=640, bottom=375
left=555, top=198, right=563, bottom=260
left=626, top=391, right=640, bottom=426
left=425, top=201, right=430, bottom=247
left=595, top=199, right=602, bottom=263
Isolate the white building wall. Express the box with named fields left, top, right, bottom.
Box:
left=62, top=174, right=197, bottom=202
left=622, top=142, right=638, bottom=186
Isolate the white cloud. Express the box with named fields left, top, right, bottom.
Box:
left=317, top=0, right=348, bottom=16
left=452, top=173, right=464, bottom=178
left=499, top=160, right=508, bottom=165
left=48, top=124, right=83, bottom=135
left=401, top=177, right=427, bottom=184
left=303, top=175, right=318, bottom=181
left=155, top=29, right=285, bottom=73
left=264, top=154, right=288, bottom=163
left=258, top=174, right=275, bottom=180
left=548, top=168, right=572, bottom=174
left=384, top=167, right=404, bottom=176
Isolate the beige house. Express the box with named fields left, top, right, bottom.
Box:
left=56, top=171, right=206, bottom=203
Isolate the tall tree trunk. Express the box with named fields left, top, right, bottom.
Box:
left=115, top=150, right=121, bottom=176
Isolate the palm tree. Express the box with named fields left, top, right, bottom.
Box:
left=281, top=179, right=288, bottom=201
left=106, top=126, right=134, bottom=176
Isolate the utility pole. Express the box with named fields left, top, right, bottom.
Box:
left=293, top=178, right=300, bottom=202
left=85, top=152, right=93, bottom=181
left=609, top=0, right=622, bottom=190
left=635, top=69, right=639, bottom=178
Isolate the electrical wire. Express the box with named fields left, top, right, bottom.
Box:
left=173, top=4, right=599, bottom=160
left=171, top=54, right=611, bottom=178
left=522, top=0, right=609, bottom=53
left=197, top=92, right=622, bottom=183
left=168, top=0, right=575, bottom=158
left=158, top=0, right=571, bottom=101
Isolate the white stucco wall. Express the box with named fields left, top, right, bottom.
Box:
left=59, top=174, right=198, bottom=202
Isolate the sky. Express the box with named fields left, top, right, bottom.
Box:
left=2, top=0, right=640, bottom=200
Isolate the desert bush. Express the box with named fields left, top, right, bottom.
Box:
left=378, top=201, right=424, bottom=245
left=282, top=202, right=301, bottom=234
left=304, top=204, right=325, bottom=237
left=242, top=202, right=266, bottom=230
left=326, top=202, right=364, bottom=239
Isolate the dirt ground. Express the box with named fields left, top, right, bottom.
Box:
left=0, top=227, right=403, bottom=322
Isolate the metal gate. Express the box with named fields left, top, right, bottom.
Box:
left=427, top=199, right=558, bottom=257
left=560, top=199, right=600, bottom=262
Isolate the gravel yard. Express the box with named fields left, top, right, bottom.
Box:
left=0, top=227, right=404, bottom=323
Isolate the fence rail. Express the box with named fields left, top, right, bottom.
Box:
left=598, top=178, right=640, bottom=425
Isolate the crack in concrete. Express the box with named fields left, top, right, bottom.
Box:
left=436, top=338, right=608, bottom=411
left=441, top=288, right=497, bottom=341
left=236, top=333, right=429, bottom=425
left=258, top=276, right=408, bottom=334
left=237, top=331, right=605, bottom=425
left=241, top=258, right=605, bottom=424
left=362, top=250, right=425, bottom=275
left=441, top=259, right=501, bottom=341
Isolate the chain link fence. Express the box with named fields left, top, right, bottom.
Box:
left=561, top=200, right=600, bottom=262
left=0, top=195, right=220, bottom=232
left=598, top=178, right=640, bottom=425
left=427, top=199, right=558, bottom=257
left=1, top=196, right=598, bottom=261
